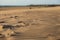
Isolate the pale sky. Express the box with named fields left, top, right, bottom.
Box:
left=0, top=0, right=60, bottom=5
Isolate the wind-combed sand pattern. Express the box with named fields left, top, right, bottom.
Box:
left=0, top=7, right=60, bottom=40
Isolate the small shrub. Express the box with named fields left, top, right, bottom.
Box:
left=10, top=16, right=13, bottom=18
left=0, top=21, right=5, bottom=23
left=10, top=16, right=18, bottom=19
left=18, top=21, right=23, bottom=23
left=14, top=16, right=18, bottom=19
left=3, top=25, right=14, bottom=29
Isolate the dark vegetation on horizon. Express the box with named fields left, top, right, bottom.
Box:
left=0, top=5, right=60, bottom=7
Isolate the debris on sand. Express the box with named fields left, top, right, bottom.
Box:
left=0, top=25, right=20, bottom=37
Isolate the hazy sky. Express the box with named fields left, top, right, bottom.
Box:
left=0, top=0, right=60, bottom=5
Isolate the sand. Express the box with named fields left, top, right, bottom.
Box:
left=0, top=6, right=60, bottom=40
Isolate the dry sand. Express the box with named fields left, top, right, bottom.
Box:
left=0, top=6, right=60, bottom=40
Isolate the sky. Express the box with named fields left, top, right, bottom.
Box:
left=0, top=0, right=60, bottom=5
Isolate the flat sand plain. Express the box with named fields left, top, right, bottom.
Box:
left=0, top=6, right=60, bottom=40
